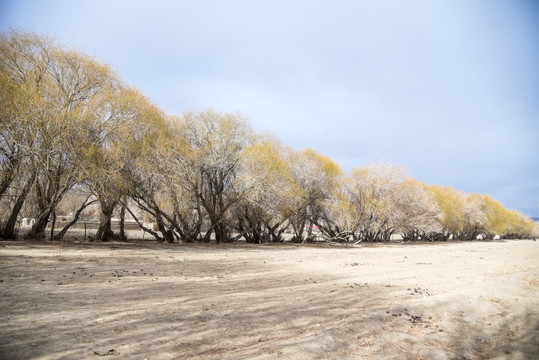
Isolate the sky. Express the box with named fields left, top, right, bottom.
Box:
left=1, top=0, right=538, bottom=217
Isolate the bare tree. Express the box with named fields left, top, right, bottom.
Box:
left=286, top=148, right=342, bottom=243
left=346, top=161, right=408, bottom=242
left=179, top=109, right=252, bottom=243
left=234, top=138, right=296, bottom=243
left=1, top=30, right=112, bottom=239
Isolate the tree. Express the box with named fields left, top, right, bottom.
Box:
left=454, top=193, right=487, bottom=240
left=480, top=195, right=510, bottom=237
left=395, top=179, right=441, bottom=241
left=234, top=137, right=297, bottom=243
left=346, top=161, right=407, bottom=242
left=316, top=187, right=358, bottom=242
left=25, top=42, right=114, bottom=238
left=504, top=210, right=537, bottom=239
left=121, top=113, right=197, bottom=243
left=427, top=185, right=465, bottom=240
left=0, top=31, right=52, bottom=238
left=287, top=148, right=342, bottom=242
left=479, top=195, right=537, bottom=239
left=0, top=30, right=113, bottom=239
left=179, top=109, right=253, bottom=243
left=85, top=85, right=164, bottom=241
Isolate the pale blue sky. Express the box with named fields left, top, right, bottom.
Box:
left=1, top=0, right=538, bottom=217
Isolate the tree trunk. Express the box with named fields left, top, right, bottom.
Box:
left=155, top=214, right=174, bottom=243
left=214, top=223, right=225, bottom=244
left=290, top=214, right=306, bottom=243
left=50, top=211, right=56, bottom=241
left=54, top=197, right=96, bottom=240
left=303, top=218, right=314, bottom=243
left=119, top=204, right=127, bottom=241
left=0, top=171, right=15, bottom=199
left=124, top=205, right=163, bottom=241
left=206, top=212, right=225, bottom=244
left=94, top=203, right=116, bottom=242
left=2, top=175, right=35, bottom=239
left=202, top=227, right=213, bottom=242
left=0, top=155, right=20, bottom=199
left=27, top=209, right=53, bottom=239
left=95, top=213, right=114, bottom=242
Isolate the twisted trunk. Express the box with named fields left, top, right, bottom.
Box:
left=94, top=201, right=116, bottom=242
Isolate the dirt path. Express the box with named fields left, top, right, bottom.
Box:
left=0, top=240, right=537, bottom=359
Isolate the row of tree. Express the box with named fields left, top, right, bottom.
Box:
left=1, top=30, right=537, bottom=243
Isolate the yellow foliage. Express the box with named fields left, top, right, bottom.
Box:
left=480, top=195, right=510, bottom=235
left=427, top=185, right=465, bottom=234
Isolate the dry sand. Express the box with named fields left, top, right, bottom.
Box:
left=0, top=240, right=537, bottom=359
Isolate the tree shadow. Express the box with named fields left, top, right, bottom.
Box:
left=0, top=247, right=394, bottom=359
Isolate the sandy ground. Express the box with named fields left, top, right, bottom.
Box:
left=0, top=240, right=537, bottom=360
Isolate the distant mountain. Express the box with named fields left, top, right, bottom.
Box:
left=532, top=217, right=539, bottom=222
